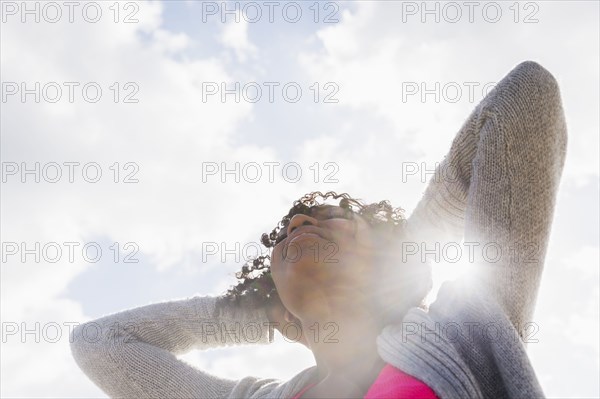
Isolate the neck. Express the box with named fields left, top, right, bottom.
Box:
left=301, top=309, right=386, bottom=392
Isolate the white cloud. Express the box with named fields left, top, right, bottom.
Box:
left=219, top=13, right=258, bottom=63
left=529, top=245, right=600, bottom=397
left=1, top=1, right=277, bottom=396
left=299, top=1, right=600, bottom=180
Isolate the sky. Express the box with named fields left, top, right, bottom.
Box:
left=1, top=0, right=598, bottom=397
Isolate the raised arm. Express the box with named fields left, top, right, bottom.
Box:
left=407, top=60, right=568, bottom=330
left=69, top=295, right=280, bottom=398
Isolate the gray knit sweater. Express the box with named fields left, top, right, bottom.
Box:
left=70, top=60, right=568, bottom=399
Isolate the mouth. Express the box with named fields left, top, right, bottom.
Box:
left=282, top=230, right=324, bottom=261
left=286, top=226, right=325, bottom=244
left=280, top=226, right=334, bottom=261
left=289, top=232, right=322, bottom=243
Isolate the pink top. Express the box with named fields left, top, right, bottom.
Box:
left=364, top=364, right=438, bottom=398
left=292, top=364, right=438, bottom=399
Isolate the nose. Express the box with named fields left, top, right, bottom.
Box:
left=287, top=213, right=319, bottom=237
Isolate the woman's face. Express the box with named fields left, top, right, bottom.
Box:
left=270, top=205, right=378, bottom=321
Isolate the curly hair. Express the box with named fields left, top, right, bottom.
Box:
left=214, top=191, right=432, bottom=325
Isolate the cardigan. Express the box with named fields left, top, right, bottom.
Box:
left=70, top=60, right=568, bottom=398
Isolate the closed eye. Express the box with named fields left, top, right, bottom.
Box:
left=325, top=208, right=354, bottom=221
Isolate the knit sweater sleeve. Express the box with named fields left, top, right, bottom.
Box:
left=406, top=60, right=568, bottom=331
left=69, top=295, right=280, bottom=398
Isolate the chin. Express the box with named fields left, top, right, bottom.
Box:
left=282, top=239, right=323, bottom=264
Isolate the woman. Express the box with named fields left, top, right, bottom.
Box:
left=70, top=60, right=568, bottom=398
